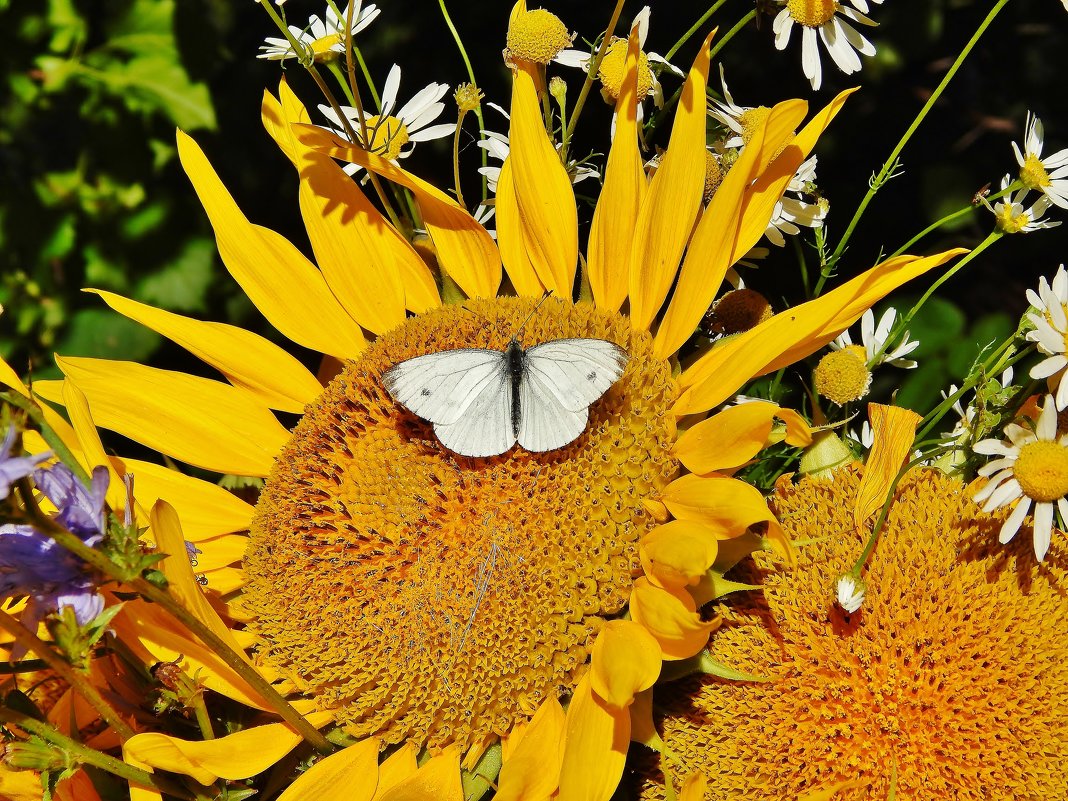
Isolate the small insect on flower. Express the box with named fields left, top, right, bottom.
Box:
left=382, top=333, right=628, bottom=459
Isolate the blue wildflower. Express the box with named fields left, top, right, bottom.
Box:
left=0, top=424, right=50, bottom=501
left=0, top=463, right=108, bottom=629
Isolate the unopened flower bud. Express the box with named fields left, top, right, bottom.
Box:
left=836, top=574, right=866, bottom=614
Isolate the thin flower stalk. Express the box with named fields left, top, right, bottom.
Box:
left=562, top=0, right=627, bottom=158
left=439, top=0, right=489, bottom=197
left=664, top=0, right=728, bottom=63
left=14, top=477, right=333, bottom=754
left=0, top=603, right=135, bottom=742
left=823, top=0, right=1011, bottom=283
left=889, top=184, right=1012, bottom=259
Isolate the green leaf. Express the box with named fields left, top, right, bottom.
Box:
left=135, top=237, right=216, bottom=312
left=900, top=296, right=965, bottom=357
left=55, top=308, right=162, bottom=361
left=895, top=358, right=948, bottom=413
left=109, top=54, right=216, bottom=130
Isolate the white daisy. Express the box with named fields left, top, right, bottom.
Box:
left=1026, top=265, right=1068, bottom=407
left=1012, top=112, right=1068, bottom=209
left=319, top=65, right=454, bottom=173
left=973, top=395, right=1068, bottom=561
left=772, top=0, right=881, bottom=91
left=554, top=6, right=682, bottom=111
left=473, top=203, right=497, bottom=240
left=832, top=308, right=920, bottom=369
left=989, top=173, right=1060, bottom=234
left=258, top=1, right=379, bottom=61
left=835, top=574, right=866, bottom=613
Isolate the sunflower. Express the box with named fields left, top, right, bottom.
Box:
left=11, top=11, right=962, bottom=798
left=634, top=465, right=1068, bottom=799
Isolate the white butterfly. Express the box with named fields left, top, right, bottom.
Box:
left=382, top=337, right=628, bottom=458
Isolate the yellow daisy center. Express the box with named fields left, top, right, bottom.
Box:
left=994, top=203, right=1028, bottom=234
left=635, top=467, right=1068, bottom=800
left=243, top=297, right=679, bottom=756
left=454, top=83, right=483, bottom=113
left=506, top=9, right=572, bottom=64
left=703, top=150, right=723, bottom=203
left=362, top=115, right=410, bottom=160
left=1014, top=440, right=1068, bottom=503
left=310, top=32, right=343, bottom=58
left=702, top=288, right=772, bottom=335
left=786, top=0, right=839, bottom=27
left=813, top=345, right=871, bottom=405
left=598, top=39, right=654, bottom=102
left=1020, top=153, right=1052, bottom=191
left=738, top=107, right=771, bottom=146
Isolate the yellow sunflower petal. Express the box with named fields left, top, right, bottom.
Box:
left=590, top=620, right=661, bottom=708
left=374, top=744, right=418, bottom=799
left=557, top=672, right=630, bottom=801
left=673, top=402, right=795, bottom=475
left=294, top=125, right=501, bottom=300
left=494, top=157, right=548, bottom=296
left=629, top=577, right=717, bottom=660
left=654, top=99, right=808, bottom=358
left=627, top=30, right=714, bottom=331
left=777, top=407, right=813, bottom=447
left=679, top=773, right=708, bottom=801
left=61, top=379, right=126, bottom=509
left=674, top=249, right=967, bottom=414
left=0, top=763, right=44, bottom=801
left=150, top=499, right=246, bottom=655
left=376, top=746, right=462, bottom=801
left=87, top=289, right=321, bottom=414
left=495, top=696, right=566, bottom=801
left=197, top=565, right=244, bottom=595
left=1, top=355, right=80, bottom=449
left=122, top=458, right=254, bottom=540
left=56, top=356, right=289, bottom=477
left=122, top=750, right=161, bottom=801
left=188, top=533, right=247, bottom=571
left=263, top=83, right=413, bottom=333
left=276, top=739, right=380, bottom=801
left=854, top=403, right=921, bottom=530
left=55, top=770, right=101, bottom=801
left=587, top=26, right=644, bottom=313
left=640, top=520, right=720, bottom=589
left=122, top=723, right=311, bottom=785
left=176, top=129, right=367, bottom=359
left=500, top=65, right=578, bottom=296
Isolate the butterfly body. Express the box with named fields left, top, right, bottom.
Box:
left=382, top=337, right=628, bottom=458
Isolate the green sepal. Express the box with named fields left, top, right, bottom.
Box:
left=460, top=741, right=501, bottom=801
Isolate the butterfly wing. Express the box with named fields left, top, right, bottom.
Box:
left=523, top=339, right=628, bottom=412
left=382, top=348, right=506, bottom=426
left=432, top=359, right=516, bottom=457
left=516, top=369, right=588, bottom=452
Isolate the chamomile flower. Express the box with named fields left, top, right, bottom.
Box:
left=1026, top=265, right=1068, bottom=406
left=258, top=1, right=379, bottom=62
left=319, top=65, right=453, bottom=172
left=832, top=308, right=920, bottom=369
left=835, top=573, right=866, bottom=613
left=973, top=395, right=1068, bottom=561
left=1012, top=112, right=1068, bottom=209
left=555, top=7, right=681, bottom=110
left=772, top=0, right=881, bottom=91
left=990, top=175, right=1060, bottom=234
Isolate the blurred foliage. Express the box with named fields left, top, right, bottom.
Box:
left=0, top=0, right=1065, bottom=399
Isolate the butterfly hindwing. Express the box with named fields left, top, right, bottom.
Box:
left=432, top=358, right=515, bottom=457
left=382, top=348, right=505, bottom=426
left=517, top=369, right=588, bottom=452
left=523, top=339, right=628, bottom=412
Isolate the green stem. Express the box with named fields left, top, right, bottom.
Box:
left=15, top=483, right=332, bottom=754
left=827, top=0, right=1011, bottom=267
left=889, top=184, right=1012, bottom=260
left=664, top=0, right=729, bottom=62
left=562, top=0, right=627, bottom=158
left=353, top=47, right=380, bottom=110
left=0, top=604, right=134, bottom=743
left=438, top=0, right=487, bottom=200
left=0, top=659, right=49, bottom=674
left=0, top=709, right=196, bottom=800
left=0, top=390, right=89, bottom=485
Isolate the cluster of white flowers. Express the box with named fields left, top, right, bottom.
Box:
left=772, top=0, right=883, bottom=91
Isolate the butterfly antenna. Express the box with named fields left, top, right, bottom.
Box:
left=513, top=290, right=554, bottom=342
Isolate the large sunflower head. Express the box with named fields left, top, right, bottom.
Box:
left=15, top=13, right=965, bottom=797
left=636, top=465, right=1068, bottom=799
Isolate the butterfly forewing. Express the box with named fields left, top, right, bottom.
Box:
left=432, top=359, right=515, bottom=457
left=382, top=348, right=505, bottom=426
left=516, top=370, right=588, bottom=452
left=522, top=339, right=628, bottom=412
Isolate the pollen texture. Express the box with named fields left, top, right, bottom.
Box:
left=598, top=39, right=653, bottom=101
left=243, top=297, right=679, bottom=757
left=785, top=0, right=837, bottom=27
left=813, top=346, right=871, bottom=405
left=1013, top=440, right=1068, bottom=502
left=506, top=9, right=572, bottom=65
left=633, top=467, right=1068, bottom=800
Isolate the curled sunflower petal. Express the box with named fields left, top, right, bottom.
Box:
left=629, top=577, right=718, bottom=660
left=590, top=620, right=661, bottom=708
left=854, top=403, right=922, bottom=531
left=494, top=157, right=548, bottom=296
left=640, top=520, right=720, bottom=589
left=276, top=739, right=380, bottom=801
left=673, top=402, right=803, bottom=475
left=628, top=30, right=715, bottom=332
left=679, top=773, right=709, bottom=801
left=60, top=378, right=126, bottom=509
left=558, top=673, right=630, bottom=801
left=496, top=697, right=566, bottom=801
